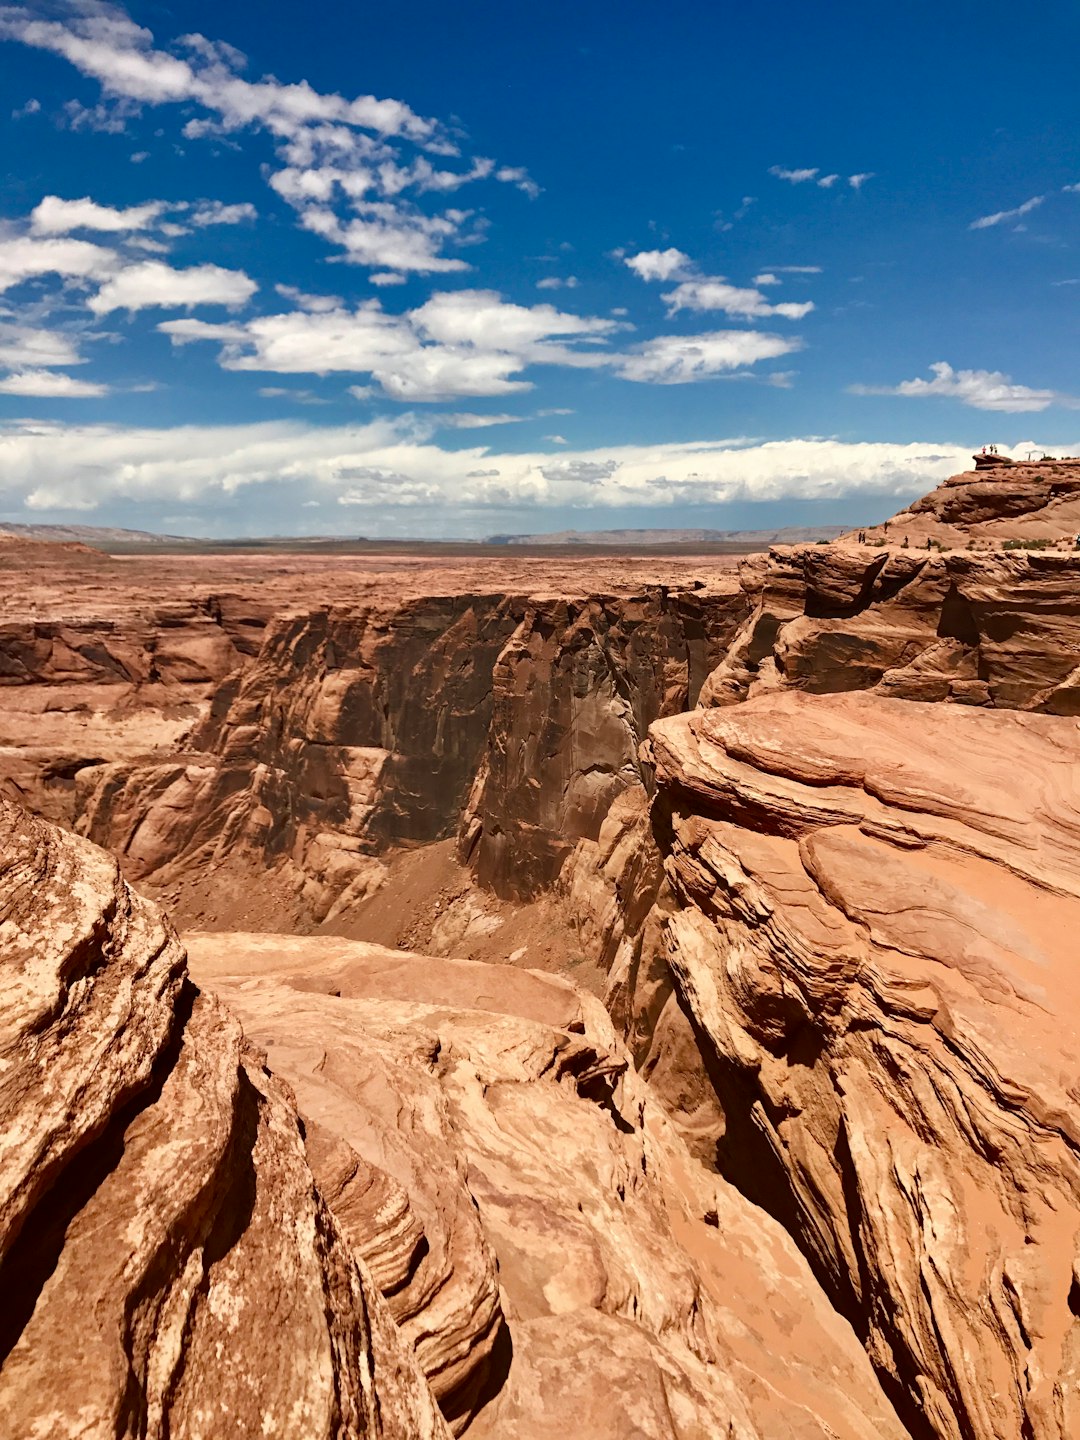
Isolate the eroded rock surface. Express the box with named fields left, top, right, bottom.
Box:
left=854, top=458, right=1080, bottom=547
left=186, top=931, right=907, bottom=1440
left=701, top=543, right=1080, bottom=713
left=0, top=799, right=450, bottom=1439
left=610, top=692, right=1080, bottom=1439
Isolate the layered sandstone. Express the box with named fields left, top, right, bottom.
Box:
left=701, top=543, right=1080, bottom=713
left=592, top=692, right=1080, bottom=1439
left=68, top=574, right=746, bottom=918
left=186, top=930, right=907, bottom=1440
left=0, top=798, right=449, bottom=1439
left=853, top=458, right=1080, bottom=548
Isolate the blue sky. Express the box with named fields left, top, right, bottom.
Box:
left=0, top=0, right=1078, bottom=537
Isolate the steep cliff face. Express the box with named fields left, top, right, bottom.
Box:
left=702, top=544, right=1080, bottom=713
left=74, top=580, right=748, bottom=919
left=459, top=582, right=747, bottom=898
left=578, top=693, right=1080, bottom=1439
left=0, top=798, right=449, bottom=1440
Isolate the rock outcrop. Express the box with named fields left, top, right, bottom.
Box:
left=186, top=930, right=908, bottom=1440
left=701, top=543, right=1080, bottom=713
left=0, top=799, right=911, bottom=1437
left=853, top=458, right=1080, bottom=548
left=592, top=691, right=1080, bottom=1439
left=0, top=798, right=449, bottom=1439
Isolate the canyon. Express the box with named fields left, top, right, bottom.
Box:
left=3, top=460, right=1080, bottom=1438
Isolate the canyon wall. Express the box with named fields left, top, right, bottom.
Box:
left=0, top=799, right=908, bottom=1438
left=702, top=544, right=1080, bottom=712
left=565, top=692, right=1080, bottom=1439
left=70, top=580, right=748, bottom=915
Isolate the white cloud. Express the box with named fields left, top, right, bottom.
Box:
left=536, top=275, right=579, bottom=290
left=495, top=165, right=541, bottom=199
left=274, top=283, right=342, bottom=312
left=615, top=331, right=803, bottom=384
left=661, top=278, right=813, bottom=320
left=434, top=412, right=525, bottom=428
left=88, top=260, right=257, bottom=313
left=624, top=248, right=691, bottom=281
left=0, top=4, right=533, bottom=279
left=771, top=265, right=823, bottom=274
left=817, top=174, right=840, bottom=188
left=0, top=419, right=977, bottom=524
left=848, top=172, right=874, bottom=190
left=754, top=272, right=781, bottom=286
left=0, top=234, right=118, bottom=291
left=1064, top=183, right=1080, bottom=194
left=30, top=194, right=166, bottom=233
left=0, top=368, right=107, bottom=396
left=769, top=166, right=819, bottom=184
left=969, top=195, right=1044, bottom=230
left=369, top=271, right=407, bottom=285
left=12, top=96, right=40, bottom=117
left=189, top=200, right=258, bottom=226
left=850, top=361, right=1069, bottom=412
left=160, top=287, right=801, bottom=399
left=0, top=321, right=84, bottom=369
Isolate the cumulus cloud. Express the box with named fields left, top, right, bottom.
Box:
left=615, top=331, right=803, bottom=384
left=628, top=249, right=815, bottom=322
left=0, top=368, right=107, bottom=396
left=0, top=419, right=977, bottom=525
left=0, top=233, right=118, bottom=291
left=769, top=166, right=819, bottom=184
left=969, top=195, right=1044, bottom=230
left=89, top=260, right=257, bottom=313
left=0, top=321, right=84, bottom=369
left=0, top=3, right=534, bottom=277
left=661, top=279, right=813, bottom=320
left=850, top=361, right=1070, bottom=412
left=30, top=194, right=166, bottom=233
left=160, top=289, right=618, bottom=400
left=624, top=248, right=691, bottom=282
left=536, top=275, right=578, bottom=290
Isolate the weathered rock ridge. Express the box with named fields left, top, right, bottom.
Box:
left=701, top=543, right=1080, bottom=713
left=571, top=692, right=1080, bottom=1439
left=0, top=800, right=907, bottom=1437
left=853, top=458, right=1080, bottom=548
left=0, top=798, right=449, bottom=1439
left=72, top=580, right=747, bottom=912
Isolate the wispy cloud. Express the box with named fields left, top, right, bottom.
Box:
left=770, top=166, right=873, bottom=190
left=969, top=195, right=1044, bottom=230
left=850, top=360, right=1072, bottom=412
left=626, top=249, right=816, bottom=322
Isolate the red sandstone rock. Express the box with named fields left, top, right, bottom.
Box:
left=613, top=692, right=1080, bottom=1439
left=0, top=798, right=450, bottom=1439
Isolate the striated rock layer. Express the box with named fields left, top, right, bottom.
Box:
left=73, top=579, right=747, bottom=915
left=585, top=691, right=1080, bottom=1439
left=186, top=930, right=907, bottom=1440
left=0, top=798, right=449, bottom=1439
left=701, top=543, right=1080, bottom=713
left=0, top=800, right=908, bottom=1438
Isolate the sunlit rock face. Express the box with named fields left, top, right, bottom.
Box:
left=0, top=803, right=906, bottom=1439
left=583, top=691, right=1080, bottom=1439
left=185, top=930, right=908, bottom=1440
left=459, top=582, right=748, bottom=898
left=701, top=544, right=1080, bottom=714
left=0, top=799, right=449, bottom=1440
left=67, top=579, right=749, bottom=915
